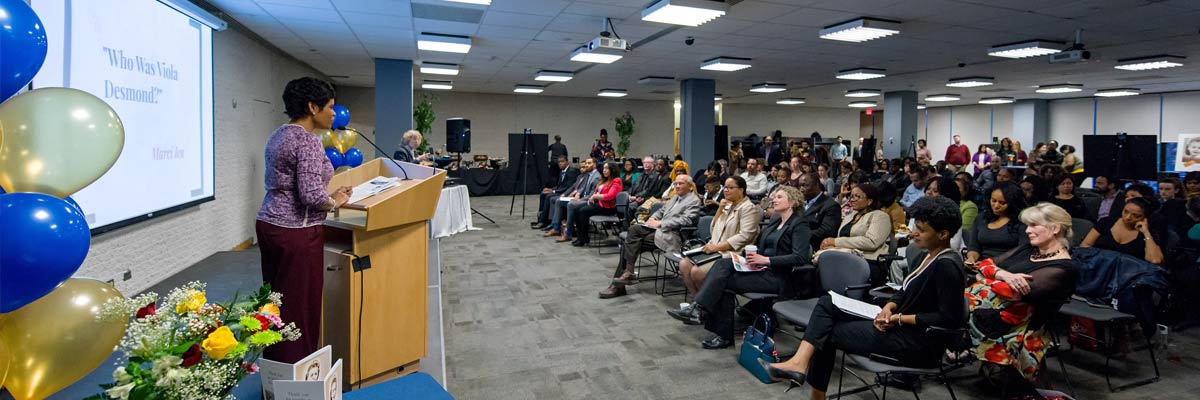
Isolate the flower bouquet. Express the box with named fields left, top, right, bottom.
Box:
left=85, top=282, right=300, bottom=400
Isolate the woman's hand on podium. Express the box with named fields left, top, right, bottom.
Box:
left=330, top=186, right=352, bottom=209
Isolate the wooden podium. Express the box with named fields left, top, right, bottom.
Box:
left=320, top=158, right=445, bottom=389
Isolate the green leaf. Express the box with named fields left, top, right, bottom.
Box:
left=167, top=340, right=197, bottom=355
left=129, top=384, right=156, bottom=400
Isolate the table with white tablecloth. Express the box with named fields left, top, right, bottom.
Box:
left=430, top=184, right=476, bottom=239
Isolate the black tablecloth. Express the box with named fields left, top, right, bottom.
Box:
left=454, top=165, right=551, bottom=196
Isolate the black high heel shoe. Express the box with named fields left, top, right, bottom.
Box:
left=758, top=358, right=806, bottom=392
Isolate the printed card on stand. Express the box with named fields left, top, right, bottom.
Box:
left=259, top=345, right=333, bottom=400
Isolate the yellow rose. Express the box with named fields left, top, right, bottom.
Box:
left=201, top=326, right=238, bottom=360
left=259, top=303, right=280, bottom=316
left=175, top=290, right=207, bottom=314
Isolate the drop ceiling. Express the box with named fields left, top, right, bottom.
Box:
left=203, top=0, right=1200, bottom=108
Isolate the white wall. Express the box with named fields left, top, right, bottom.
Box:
left=77, top=26, right=327, bottom=293
left=723, top=103, right=860, bottom=142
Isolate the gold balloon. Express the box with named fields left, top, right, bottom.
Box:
left=0, top=322, right=9, bottom=388
left=0, top=279, right=127, bottom=400
left=333, top=129, right=358, bottom=154
left=0, top=88, right=125, bottom=197
left=315, top=128, right=335, bottom=149
left=335, top=165, right=351, bottom=174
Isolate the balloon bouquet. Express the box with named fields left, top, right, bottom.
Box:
left=317, top=104, right=364, bottom=173
left=0, top=1, right=130, bottom=399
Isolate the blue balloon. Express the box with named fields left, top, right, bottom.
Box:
left=332, top=104, right=350, bottom=129
left=65, top=196, right=83, bottom=214
left=0, top=0, right=49, bottom=101
left=344, top=147, right=363, bottom=168
left=325, top=147, right=345, bottom=169
left=0, top=193, right=91, bottom=312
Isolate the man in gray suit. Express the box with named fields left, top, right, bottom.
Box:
left=600, top=174, right=701, bottom=299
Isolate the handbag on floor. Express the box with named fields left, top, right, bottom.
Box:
left=738, top=313, right=779, bottom=384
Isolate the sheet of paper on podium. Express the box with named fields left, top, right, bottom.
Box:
left=348, top=176, right=401, bottom=204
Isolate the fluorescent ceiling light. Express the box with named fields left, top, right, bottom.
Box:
left=419, top=62, right=459, bottom=76
left=714, top=94, right=723, bottom=101
left=978, top=97, right=1014, bottom=104
left=570, top=46, right=623, bottom=64
left=917, top=103, right=927, bottom=110
left=422, top=80, right=453, bottom=90
left=777, top=98, right=806, bottom=105
left=641, top=0, right=728, bottom=27
left=820, top=17, right=900, bottom=43
left=598, top=89, right=628, bottom=97
left=1094, top=88, right=1141, bottom=97
left=848, top=101, right=877, bottom=108
left=750, top=83, right=786, bottom=93
left=837, top=67, right=886, bottom=80
left=513, top=85, right=544, bottom=94
left=845, top=89, right=881, bottom=98
left=1035, top=83, right=1083, bottom=94
left=535, top=70, right=574, bottom=82
left=417, top=32, right=472, bottom=54
left=444, top=0, right=491, bottom=4
left=987, top=40, right=1064, bottom=58
left=701, top=56, right=752, bottom=71
left=1115, top=55, right=1185, bottom=71
left=638, top=76, right=675, bottom=86
left=925, top=93, right=961, bottom=102
left=946, top=76, right=994, bottom=88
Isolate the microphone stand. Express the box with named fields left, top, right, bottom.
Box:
left=351, top=128, right=411, bottom=180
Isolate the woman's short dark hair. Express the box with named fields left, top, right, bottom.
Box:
left=1126, top=183, right=1157, bottom=202
left=986, top=182, right=1028, bottom=221
left=1060, top=144, right=1075, bottom=154
left=909, top=196, right=962, bottom=236
left=1021, top=175, right=1047, bottom=203
left=931, top=175, right=961, bottom=203
left=1125, top=196, right=1157, bottom=216
left=876, top=180, right=899, bottom=208
left=857, top=182, right=884, bottom=211
left=1185, top=171, right=1200, bottom=185
left=727, top=175, right=748, bottom=190
left=282, top=77, right=335, bottom=120
left=1052, top=174, right=1075, bottom=190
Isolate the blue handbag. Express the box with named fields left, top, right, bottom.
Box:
left=738, top=313, right=779, bottom=384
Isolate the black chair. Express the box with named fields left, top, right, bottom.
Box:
left=836, top=326, right=966, bottom=400
left=588, top=192, right=630, bottom=253
left=772, top=251, right=872, bottom=332
left=661, top=215, right=714, bottom=298
left=1069, top=218, right=1093, bottom=248
left=1056, top=299, right=1160, bottom=392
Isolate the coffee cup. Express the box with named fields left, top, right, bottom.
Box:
left=745, top=245, right=758, bottom=256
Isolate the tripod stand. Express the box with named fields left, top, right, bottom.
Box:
left=509, top=129, right=535, bottom=218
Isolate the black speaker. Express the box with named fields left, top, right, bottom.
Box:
left=714, top=125, right=729, bottom=162
left=446, top=118, right=471, bottom=153
left=859, top=138, right=876, bottom=172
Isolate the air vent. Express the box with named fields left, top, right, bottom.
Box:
left=1113, top=75, right=1169, bottom=82
left=412, top=3, right=484, bottom=23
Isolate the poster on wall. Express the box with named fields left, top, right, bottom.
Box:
left=1176, top=134, right=1200, bottom=171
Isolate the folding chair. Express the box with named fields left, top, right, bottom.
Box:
left=1069, top=218, right=1093, bottom=248
left=589, top=192, right=629, bottom=254
left=1057, top=299, right=1160, bottom=392
left=659, top=215, right=713, bottom=298
left=835, top=326, right=965, bottom=400
left=773, top=251, right=872, bottom=334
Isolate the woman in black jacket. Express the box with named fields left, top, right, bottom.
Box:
left=763, top=197, right=967, bottom=397
left=673, top=185, right=812, bottom=349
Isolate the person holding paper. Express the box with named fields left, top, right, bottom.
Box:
left=256, top=77, right=352, bottom=363
left=678, top=186, right=812, bottom=349
left=762, top=197, right=967, bottom=397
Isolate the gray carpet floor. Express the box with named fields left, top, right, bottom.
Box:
left=442, top=195, right=1200, bottom=400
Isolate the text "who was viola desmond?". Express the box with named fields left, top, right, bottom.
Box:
left=102, top=46, right=177, bottom=104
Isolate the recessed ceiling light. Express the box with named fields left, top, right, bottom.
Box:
left=1115, top=55, right=1185, bottom=71
left=641, top=0, right=728, bottom=27
left=750, top=82, right=787, bottom=93
left=848, top=101, right=877, bottom=108
left=714, top=94, right=723, bottom=101
left=845, top=89, right=881, bottom=98
left=701, top=56, right=752, bottom=71
left=925, top=93, right=961, bottom=102
left=419, top=62, right=459, bottom=76
left=987, top=40, right=1064, bottom=58
left=1035, top=83, right=1083, bottom=94
left=513, top=85, right=544, bottom=94
left=978, top=97, right=1014, bottom=104
left=444, top=0, right=490, bottom=4
left=638, top=76, right=676, bottom=86
left=1094, top=88, right=1141, bottom=97
left=917, top=103, right=927, bottom=110
left=422, top=80, right=453, bottom=90
left=776, top=98, right=805, bottom=105
left=570, top=46, right=623, bottom=64
left=417, top=32, right=472, bottom=54
left=598, top=89, right=628, bottom=97
left=837, top=67, right=886, bottom=80
left=534, top=70, right=574, bottom=82
left=946, top=76, right=994, bottom=88
left=819, top=17, right=900, bottom=42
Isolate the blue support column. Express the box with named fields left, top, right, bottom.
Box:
left=680, top=79, right=715, bottom=169
left=374, top=58, right=414, bottom=158
left=883, top=91, right=917, bottom=158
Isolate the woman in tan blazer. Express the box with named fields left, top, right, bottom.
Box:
left=820, top=182, right=892, bottom=281
left=678, top=176, right=762, bottom=308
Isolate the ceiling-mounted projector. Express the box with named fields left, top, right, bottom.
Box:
left=1049, top=29, right=1090, bottom=64
left=588, top=35, right=629, bottom=52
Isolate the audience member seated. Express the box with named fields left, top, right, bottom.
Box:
left=762, top=165, right=793, bottom=218
left=570, top=161, right=623, bottom=246
left=789, top=156, right=805, bottom=187
left=935, top=175, right=978, bottom=234
left=817, top=163, right=836, bottom=196
left=671, top=187, right=813, bottom=348
left=1037, top=164, right=1061, bottom=183
left=670, top=155, right=690, bottom=181
left=1018, top=176, right=1047, bottom=206
left=764, top=197, right=967, bottom=397
left=628, top=156, right=662, bottom=206
left=1092, top=174, right=1124, bottom=220
left=619, top=158, right=640, bottom=193
left=1039, top=140, right=1064, bottom=166
left=820, top=182, right=892, bottom=282
left=956, top=171, right=982, bottom=205
left=741, top=158, right=770, bottom=200
left=1081, top=197, right=1164, bottom=265
left=799, top=172, right=843, bottom=251
left=878, top=181, right=908, bottom=234
left=997, top=167, right=1018, bottom=185
left=966, top=203, right=1078, bottom=398
left=674, top=176, right=762, bottom=320
left=976, top=157, right=1002, bottom=196
left=901, top=165, right=929, bottom=209
left=1047, top=174, right=1088, bottom=220
left=600, top=174, right=701, bottom=299
left=545, top=158, right=598, bottom=238
left=1185, top=171, right=1200, bottom=200
left=634, top=158, right=674, bottom=212
left=966, top=183, right=1029, bottom=266
left=700, top=176, right=723, bottom=216
left=533, top=156, right=580, bottom=230
left=1123, top=182, right=1156, bottom=201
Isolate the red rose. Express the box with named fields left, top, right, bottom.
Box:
left=136, top=302, right=156, bottom=319
left=1025, top=335, right=1044, bottom=352
left=984, top=344, right=1010, bottom=363
left=180, top=344, right=203, bottom=367
left=253, top=314, right=271, bottom=331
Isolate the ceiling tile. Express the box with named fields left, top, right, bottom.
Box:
left=340, top=11, right=409, bottom=27
left=489, top=0, right=571, bottom=16
left=412, top=18, right=479, bottom=36
left=480, top=10, right=554, bottom=29
left=561, top=2, right=640, bottom=19
left=726, top=1, right=803, bottom=22
left=331, top=0, right=412, bottom=16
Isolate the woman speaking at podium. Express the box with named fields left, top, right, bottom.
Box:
left=256, top=77, right=352, bottom=363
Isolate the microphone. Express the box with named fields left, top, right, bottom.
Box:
left=347, top=128, right=411, bottom=181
